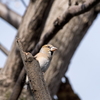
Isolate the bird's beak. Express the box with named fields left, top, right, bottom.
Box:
left=51, top=47, right=57, bottom=51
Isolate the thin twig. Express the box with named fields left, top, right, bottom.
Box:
left=21, top=0, right=27, bottom=7
left=0, top=43, right=9, bottom=56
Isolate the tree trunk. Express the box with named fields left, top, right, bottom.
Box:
left=42, top=0, right=99, bottom=96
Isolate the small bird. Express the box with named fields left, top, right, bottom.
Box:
left=25, top=44, right=57, bottom=87
left=34, top=44, right=57, bottom=72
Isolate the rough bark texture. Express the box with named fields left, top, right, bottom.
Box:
left=0, top=0, right=100, bottom=100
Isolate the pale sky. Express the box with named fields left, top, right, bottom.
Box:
left=0, top=1, right=100, bottom=100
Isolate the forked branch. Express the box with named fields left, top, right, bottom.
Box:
left=0, top=43, right=9, bottom=56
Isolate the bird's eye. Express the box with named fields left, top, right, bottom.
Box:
left=47, top=46, right=51, bottom=49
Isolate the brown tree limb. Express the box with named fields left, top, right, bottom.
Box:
left=0, top=43, right=9, bottom=56
left=0, top=2, right=22, bottom=29
left=32, top=0, right=100, bottom=56
left=15, top=38, right=52, bottom=100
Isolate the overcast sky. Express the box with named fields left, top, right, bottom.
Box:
left=0, top=1, right=100, bottom=100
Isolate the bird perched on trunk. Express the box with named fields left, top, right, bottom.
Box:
left=25, top=44, right=57, bottom=86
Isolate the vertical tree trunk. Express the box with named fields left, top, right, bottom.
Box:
left=42, top=0, right=98, bottom=96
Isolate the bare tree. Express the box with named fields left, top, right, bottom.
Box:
left=0, top=0, right=100, bottom=100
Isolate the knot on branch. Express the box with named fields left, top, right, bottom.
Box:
left=24, top=52, right=33, bottom=62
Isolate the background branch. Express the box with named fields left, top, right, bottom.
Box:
left=0, top=2, right=22, bottom=29
left=21, top=0, right=27, bottom=7
left=0, top=43, right=9, bottom=56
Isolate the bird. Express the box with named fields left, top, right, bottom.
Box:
left=34, top=44, right=57, bottom=72
left=25, top=44, right=57, bottom=87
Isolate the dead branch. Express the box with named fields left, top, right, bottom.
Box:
left=15, top=38, right=51, bottom=100
left=0, top=43, right=9, bottom=56
left=0, top=2, right=21, bottom=29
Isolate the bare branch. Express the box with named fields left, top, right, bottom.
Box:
left=0, top=43, right=9, bottom=56
left=0, top=2, right=22, bottom=29
left=32, top=0, right=100, bottom=55
left=21, top=0, right=27, bottom=7
left=15, top=38, right=52, bottom=100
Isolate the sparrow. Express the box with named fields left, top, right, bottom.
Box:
left=25, top=44, right=57, bottom=87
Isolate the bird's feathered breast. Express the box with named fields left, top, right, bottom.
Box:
left=34, top=53, right=51, bottom=72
